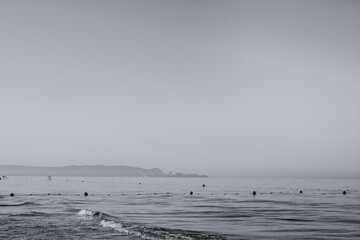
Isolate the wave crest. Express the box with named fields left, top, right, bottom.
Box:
left=77, top=209, right=101, bottom=218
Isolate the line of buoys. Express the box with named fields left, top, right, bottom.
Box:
left=3, top=188, right=354, bottom=199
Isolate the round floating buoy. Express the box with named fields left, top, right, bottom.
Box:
left=252, top=191, right=256, bottom=196
left=48, top=193, right=50, bottom=195
left=202, top=184, right=205, bottom=188
left=343, top=191, right=346, bottom=195
left=300, top=190, right=303, bottom=194
left=190, top=191, right=193, bottom=195
left=10, top=193, right=14, bottom=197
left=84, top=192, right=88, bottom=197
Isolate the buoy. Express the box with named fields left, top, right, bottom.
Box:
left=84, top=192, right=88, bottom=197
left=343, top=191, right=346, bottom=195
left=190, top=191, right=193, bottom=195
left=300, top=190, right=303, bottom=194
left=202, top=184, right=205, bottom=187
left=10, top=193, right=14, bottom=197
left=252, top=191, right=256, bottom=196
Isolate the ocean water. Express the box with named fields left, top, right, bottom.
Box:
left=0, top=176, right=359, bottom=239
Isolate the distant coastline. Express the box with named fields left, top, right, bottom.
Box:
left=0, top=165, right=208, bottom=178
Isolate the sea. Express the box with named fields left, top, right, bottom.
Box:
left=0, top=176, right=359, bottom=239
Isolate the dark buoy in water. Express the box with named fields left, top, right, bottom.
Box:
left=343, top=191, right=346, bottom=195
left=10, top=193, right=14, bottom=197
left=190, top=191, right=193, bottom=195
left=202, top=184, right=205, bottom=188
left=84, top=192, right=88, bottom=197
left=48, top=193, right=50, bottom=195
left=252, top=191, right=256, bottom=196
left=300, top=190, right=303, bottom=194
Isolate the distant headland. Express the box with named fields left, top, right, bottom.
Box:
left=0, top=165, right=208, bottom=178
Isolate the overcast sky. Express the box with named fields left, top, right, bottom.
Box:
left=0, top=0, right=359, bottom=177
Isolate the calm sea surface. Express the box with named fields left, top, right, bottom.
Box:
left=0, top=176, right=359, bottom=239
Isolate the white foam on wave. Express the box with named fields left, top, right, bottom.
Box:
left=77, top=209, right=96, bottom=216
left=100, top=220, right=144, bottom=238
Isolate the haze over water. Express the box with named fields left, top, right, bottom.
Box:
left=0, top=0, right=359, bottom=178
left=0, top=0, right=359, bottom=239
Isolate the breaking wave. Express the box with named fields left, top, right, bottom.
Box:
left=78, top=209, right=225, bottom=240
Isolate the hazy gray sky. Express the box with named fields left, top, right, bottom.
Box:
left=0, top=0, right=359, bottom=177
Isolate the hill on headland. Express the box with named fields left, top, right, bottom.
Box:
left=0, top=165, right=208, bottom=178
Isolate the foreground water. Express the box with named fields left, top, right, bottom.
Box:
left=0, top=176, right=359, bottom=239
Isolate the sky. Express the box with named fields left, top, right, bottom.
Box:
left=0, top=0, right=359, bottom=178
